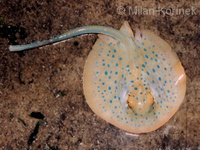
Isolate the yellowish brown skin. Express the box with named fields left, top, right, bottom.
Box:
left=83, top=21, right=186, bottom=133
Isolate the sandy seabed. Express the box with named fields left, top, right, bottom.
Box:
left=0, top=0, right=199, bottom=149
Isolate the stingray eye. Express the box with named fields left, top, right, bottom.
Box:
left=83, top=21, right=186, bottom=133
left=126, top=94, right=135, bottom=109
left=145, top=91, right=155, bottom=106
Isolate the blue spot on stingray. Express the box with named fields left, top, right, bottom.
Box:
left=157, top=65, right=160, bottom=68
left=115, top=63, right=119, bottom=67
left=142, top=42, right=144, bottom=45
left=115, top=71, right=118, bottom=75
left=107, top=64, right=110, bottom=68
left=145, top=55, right=149, bottom=58
left=152, top=68, right=156, bottom=73
left=158, top=77, right=161, bottom=81
left=143, top=48, right=147, bottom=51
left=142, top=64, right=145, bottom=68
left=110, top=100, right=112, bottom=103
left=112, top=54, right=115, bottom=58
left=114, top=49, right=117, bottom=53
left=104, top=71, right=108, bottom=75
left=108, top=86, right=111, bottom=90
left=167, top=90, right=170, bottom=93
left=119, top=57, right=122, bottom=60
left=102, top=82, right=105, bottom=85
left=134, top=87, right=138, bottom=90
left=138, top=46, right=141, bottom=48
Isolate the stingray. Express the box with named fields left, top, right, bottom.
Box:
left=9, top=21, right=186, bottom=133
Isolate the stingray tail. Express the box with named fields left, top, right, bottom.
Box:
left=9, top=26, right=124, bottom=52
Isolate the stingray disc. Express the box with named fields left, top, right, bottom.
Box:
left=83, top=21, right=186, bottom=133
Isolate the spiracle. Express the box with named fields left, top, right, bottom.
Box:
left=9, top=21, right=186, bottom=133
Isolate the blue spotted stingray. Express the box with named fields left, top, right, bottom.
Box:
left=9, top=21, right=186, bottom=133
